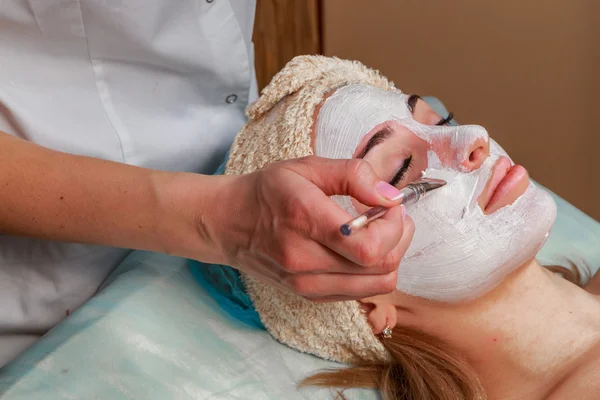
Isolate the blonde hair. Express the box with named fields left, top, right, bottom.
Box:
left=301, top=326, right=486, bottom=400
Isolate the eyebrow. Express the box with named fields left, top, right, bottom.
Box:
left=357, top=126, right=393, bottom=158
left=356, top=95, right=419, bottom=159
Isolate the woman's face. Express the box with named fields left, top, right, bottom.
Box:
left=356, top=103, right=525, bottom=216
left=314, top=84, right=557, bottom=302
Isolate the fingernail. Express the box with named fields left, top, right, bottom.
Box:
left=401, top=204, right=406, bottom=220
left=376, top=181, right=402, bottom=201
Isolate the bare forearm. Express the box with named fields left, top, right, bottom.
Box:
left=0, top=132, right=226, bottom=261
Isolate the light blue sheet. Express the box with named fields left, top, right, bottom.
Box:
left=0, top=97, right=597, bottom=400
left=0, top=252, right=376, bottom=400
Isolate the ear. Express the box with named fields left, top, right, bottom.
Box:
left=359, top=294, right=398, bottom=335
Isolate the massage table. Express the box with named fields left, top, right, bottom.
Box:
left=1, top=98, right=598, bottom=400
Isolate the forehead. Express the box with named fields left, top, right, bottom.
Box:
left=311, top=85, right=407, bottom=146
left=313, top=84, right=414, bottom=160
left=319, top=85, right=410, bottom=121
left=315, top=85, right=410, bottom=134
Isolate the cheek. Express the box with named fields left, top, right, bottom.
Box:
left=412, top=151, right=429, bottom=177
left=490, top=138, right=511, bottom=159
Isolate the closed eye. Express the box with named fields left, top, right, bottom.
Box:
left=407, top=94, right=420, bottom=113
left=408, top=93, right=456, bottom=126
left=389, top=155, right=413, bottom=187
left=436, top=112, right=454, bottom=126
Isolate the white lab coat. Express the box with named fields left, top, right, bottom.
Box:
left=0, top=0, right=258, bottom=367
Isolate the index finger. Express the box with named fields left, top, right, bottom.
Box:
left=311, top=194, right=408, bottom=272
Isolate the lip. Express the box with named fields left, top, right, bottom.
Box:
left=478, top=157, right=530, bottom=214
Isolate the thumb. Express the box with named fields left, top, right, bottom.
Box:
left=289, top=156, right=404, bottom=207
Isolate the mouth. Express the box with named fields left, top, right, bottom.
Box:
left=478, top=157, right=530, bottom=214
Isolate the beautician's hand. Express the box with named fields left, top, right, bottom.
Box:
left=0, top=132, right=411, bottom=301
left=211, top=156, right=415, bottom=301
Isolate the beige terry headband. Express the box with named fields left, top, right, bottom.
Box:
left=225, top=55, right=400, bottom=364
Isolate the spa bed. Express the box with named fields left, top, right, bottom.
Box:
left=1, top=98, right=598, bottom=400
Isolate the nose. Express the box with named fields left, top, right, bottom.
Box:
left=462, top=136, right=490, bottom=171
left=425, top=124, right=491, bottom=171
left=442, top=124, right=490, bottom=172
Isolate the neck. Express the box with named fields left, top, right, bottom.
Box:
left=401, top=260, right=600, bottom=399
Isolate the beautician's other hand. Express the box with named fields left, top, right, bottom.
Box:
left=211, top=156, right=415, bottom=301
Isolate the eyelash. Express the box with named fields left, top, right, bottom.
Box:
left=407, top=94, right=455, bottom=126
left=390, top=155, right=413, bottom=187
left=407, top=94, right=420, bottom=112
left=437, top=112, right=454, bottom=126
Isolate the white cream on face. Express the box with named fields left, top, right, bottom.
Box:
left=315, top=84, right=557, bottom=302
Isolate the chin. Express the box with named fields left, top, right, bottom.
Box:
left=396, top=182, right=557, bottom=303
left=519, top=184, right=558, bottom=256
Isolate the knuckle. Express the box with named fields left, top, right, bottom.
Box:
left=379, top=251, right=401, bottom=274
left=298, top=218, right=320, bottom=242
left=403, top=215, right=416, bottom=238
left=279, top=248, right=314, bottom=275
left=262, top=163, right=286, bottom=182
left=284, top=194, right=307, bottom=217
left=294, top=155, right=319, bottom=177
left=283, top=202, right=312, bottom=231
left=301, top=155, right=318, bottom=164
left=393, top=220, right=405, bottom=238
left=347, top=158, right=372, bottom=180
left=287, top=276, right=313, bottom=297
left=279, top=251, right=302, bottom=274
left=379, top=274, right=397, bottom=293
left=285, top=198, right=320, bottom=239
left=365, top=272, right=397, bottom=297
left=357, top=239, right=382, bottom=266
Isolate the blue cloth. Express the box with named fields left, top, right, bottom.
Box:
left=189, top=261, right=264, bottom=329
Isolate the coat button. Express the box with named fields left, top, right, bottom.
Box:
left=225, top=94, right=238, bottom=104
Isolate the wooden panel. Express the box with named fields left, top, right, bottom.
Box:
left=252, top=0, right=322, bottom=91
left=322, top=0, right=600, bottom=220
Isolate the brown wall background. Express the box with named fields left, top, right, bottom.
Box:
left=322, top=0, right=599, bottom=220
left=253, top=0, right=599, bottom=220
left=253, top=0, right=321, bottom=91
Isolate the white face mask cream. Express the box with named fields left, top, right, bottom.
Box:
left=315, top=84, right=557, bottom=302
